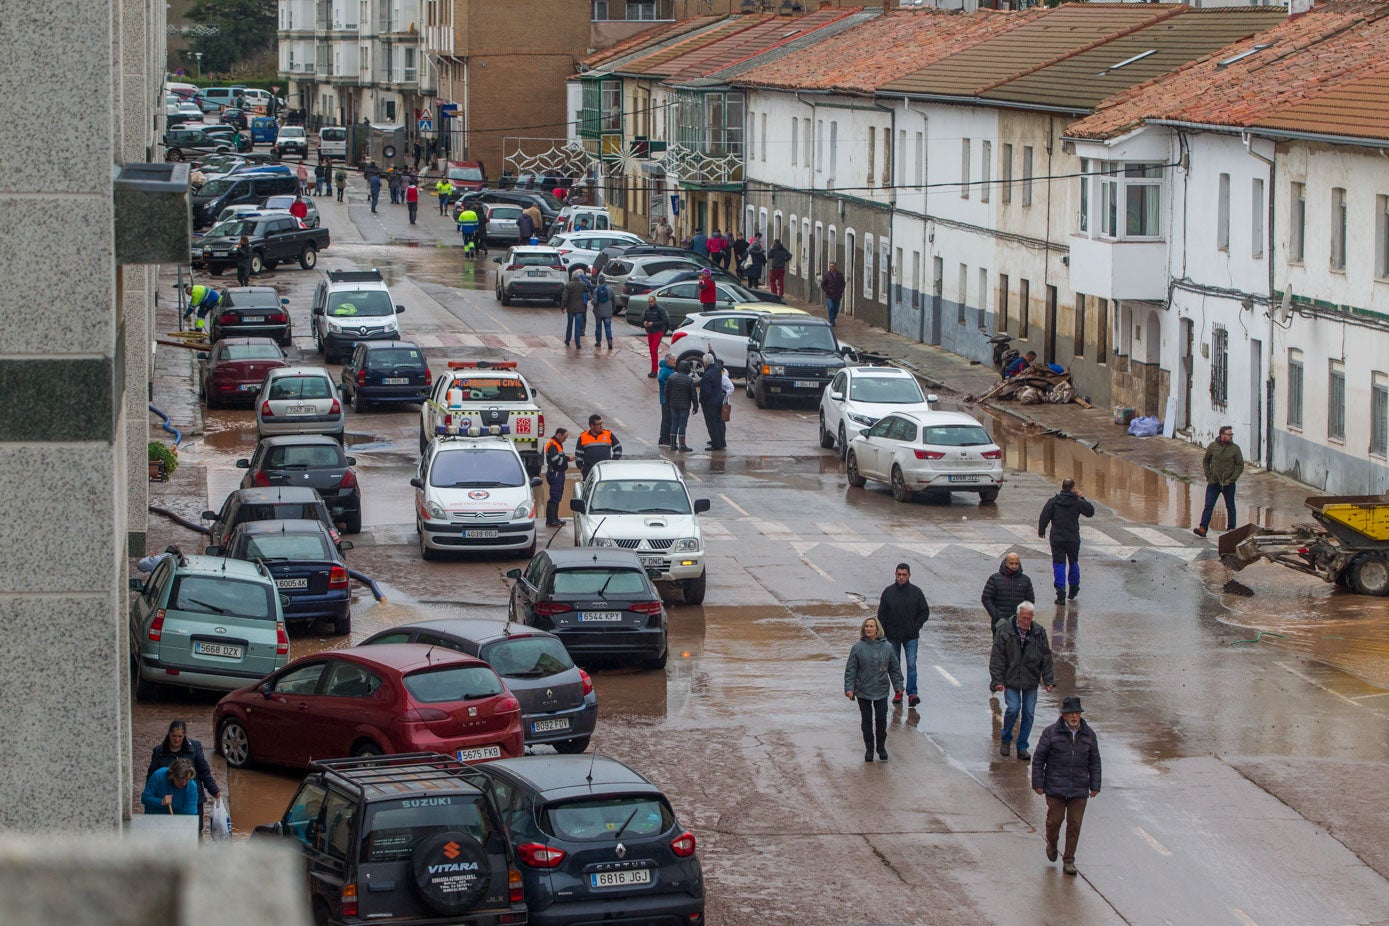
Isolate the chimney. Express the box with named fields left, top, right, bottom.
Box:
left=1288, top=0, right=1313, bottom=16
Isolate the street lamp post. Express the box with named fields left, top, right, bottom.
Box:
left=194, top=51, right=203, bottom=79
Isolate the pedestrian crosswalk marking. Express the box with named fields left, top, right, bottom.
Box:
left=1125, top=526, right=1183, bottom=547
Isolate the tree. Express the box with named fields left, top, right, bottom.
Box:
left=188, top=0, right=276, bottom=74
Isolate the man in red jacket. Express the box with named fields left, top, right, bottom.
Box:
left=697, top=268, right=717, bottom=310
left=405, top=179, right=419, bottom=224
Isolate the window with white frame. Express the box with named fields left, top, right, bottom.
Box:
left=1098, top=161, right=1163, bottom=239
left=1022, top=145, right=1033, bottom=206
left=879, top=244, right=889, bottom=304
left=789, top=214, right=798, bottom=272
left=1077, top=157, right=1086, bottom=230
left=961, top=139, right=971, bottom=199
left=1378, top=194, right=1389, bottom=279
left=746, top=110, right=755, bottom=161
left=978, top=268, right=988, bottom=326
left=591, top=0, right=609, bottom=19
left=1251, top=178, right=1265, bottom=259
left=802, top=118, right=811, bottom=166
left=600, top=83, right=621, bottom=133
left=1216, top=173, right=1230, bottom=251
left=1329, top=360, right=1346, bottom=441
left=1331, top=187, right=1347, bottom=271
left=863, top=234, right=874, bottom=299
left=1211, top=325, right=1229, bottom=408
left=1374, top=372, right=1389, bottom=458
left=894, top=246, right=904, bottom=304
left=881, top=130, right=891, bottom=189
left=981, top=141, right=991, bottom=204
left=1287, top=348, right=1303, bottom=431
left=815, top=120, right=823, bottom=174
left=867, top=127, right=876, bottom=188
left=828, top=121, right=838, bottom=186
left=791, top=120, right=798, bottom=166
left=760, top=112, right=766, bottom=163
left=627, top=0, right=660, bottom=20
left=898, top=130, right=906, bottom=188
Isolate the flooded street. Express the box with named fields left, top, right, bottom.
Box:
left=136, top=188, right=1389, bottom=925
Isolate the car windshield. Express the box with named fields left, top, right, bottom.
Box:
left=207, top=219, right=256, bottom=238
left=849, top=376, right=925, bottom=404
left=489, top=206, right=522, bottom=219
left=511, top=253, right=562, bottom=268
left=327, top=290, right=394, bottom=317
left=363, top=799, right=491, bottom=863
left=222, top=344, right=283, bottom=361
left=764, top=324, right=837, bottom=352
left=444, top=376, right=529, bottom=402
left=267, top=444, right=344, bottom=468
left=267, top=375, right=332, bottom=400
left=239, top=502, right=326, bottom=523
left=430, top=448, right=525, bottom=488
left=168, top=575, right=274, bottom=619
left=321, top=128, right=346, bottom=141
left=480, top=636, right=574, bottom=678
left=403, top=665, right=504, bottom=703
left=543, top=796, right=674, bottom=842
left=722, top=284, right=758, bottom=302
left=364, top=347, right=423, bottom=368
left=227, top=292, right=280, bottom=309
left=199, top=179, right=238, bottom=196
left=552, top=567, right=648, bottom=596
left=921, top=424, right=994, bottom=447
left=449, top=166, right=483, bottom=181
left=279, top=128, right=305, bottom=138
left=242, top=532, right=331, bottom=561
left=263, top=195, right=301, bottom=210
left=585, top=479, right=691, bottom=515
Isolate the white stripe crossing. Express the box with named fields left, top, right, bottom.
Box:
left=1125, top=526, right=1182, bottom=547
left=934, top=665, right=961, bottom=687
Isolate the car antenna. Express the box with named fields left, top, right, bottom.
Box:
left=425, top=642, right=436, bottom=662
left=586, top=746, right=598, bottom=784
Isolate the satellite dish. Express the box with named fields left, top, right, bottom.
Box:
left=1276, top=290, right=1292, bottom=324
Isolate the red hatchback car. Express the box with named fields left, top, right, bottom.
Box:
left=201, top=337, right=288, bottom=408
left=213, top=644, right=525, bottom=771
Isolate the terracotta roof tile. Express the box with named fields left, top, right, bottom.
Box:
left=580, top=15, right=724, bottom=71
left=612, top=16, right=775, bottom=77
left=1256, top=63, right=1389, bottom=139
left=659, top=7, right=863, bottom=83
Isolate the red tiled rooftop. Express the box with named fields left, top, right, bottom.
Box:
left=655, top=7, right=864, bottom=83
left=1256, top=64, right=1389, bottom=140
left=580, top=15, right=724, bottom=71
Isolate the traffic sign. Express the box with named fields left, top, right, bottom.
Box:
left=418, top=116, right=433, bottom=132
left=439, top=103, right=458, bottom=117
left=270, top=84, right=281, bottom=93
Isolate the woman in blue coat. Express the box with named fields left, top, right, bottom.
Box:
left=141, top=758, right=199, bottom=815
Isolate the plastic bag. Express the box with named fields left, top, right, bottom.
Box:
left=1017, top=386, right=1043, bottom=405
left=209, top=796, right=232, bottom=841
left=1127, top=416, right=1161, bottom=437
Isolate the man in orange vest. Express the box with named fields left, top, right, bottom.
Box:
left=575, top=414, right=622, bottom=478
left=543, top=428, right=570, bottom=528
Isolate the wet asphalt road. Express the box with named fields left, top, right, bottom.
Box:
left=139, top=182, right=1389, bottom=925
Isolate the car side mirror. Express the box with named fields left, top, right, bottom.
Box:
left=280, top=594, right=291, bottom=607
left=201, top=510, right=217, bottom=520
left=693, top=498, right=711, bottom=514
left=252, top=822, right=285, bottom=838
left=395, top=304, right=405, bottom=313
left=492, top=257, right=502, bottom=264
left=505, top=568, right=522, bottom=580
left=259, top=682, right=274, bottom=698
left=860, top=428, right=871, bottom=438
left=828, top=390, right=843, bottom=402
left=409, top=478, right=423, bottom=489
left=312, top=305, right=324, bottom=315
left=927, top=394, right=939, bottom=404
left=346, top=456, right=357, bottom=466
left=128, top=577, right=145, bottom=591
left=569, top=498, right=586, bottom=513
left=235, top=459, right=250, bottom=469
left=338, top=540, right=353, bottom=552
left=529, top=476, right=542, bottom=487
left=281, top=298, right=290, bottom=306
left=204, top=545, right=224, bottom=556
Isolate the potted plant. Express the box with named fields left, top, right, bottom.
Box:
left=148, top=441, right=179, bottom=481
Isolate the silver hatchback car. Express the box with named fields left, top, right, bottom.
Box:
left=256, top=367, right=344, bottom=440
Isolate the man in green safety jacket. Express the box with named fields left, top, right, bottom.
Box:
left=184, top=283, right=221, bottom=331
left=436, top=178, right=453, bottom=215
left=457, top=206, right=479, bottom=256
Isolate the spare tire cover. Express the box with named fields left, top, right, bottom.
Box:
left=411, top=831, right=490, bottom=915
left=383, top=144, right=398, bottom=159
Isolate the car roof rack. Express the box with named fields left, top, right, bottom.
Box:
left=313, top=752, right=484, bottom=797
left=326, top=269, right=384, bottom=283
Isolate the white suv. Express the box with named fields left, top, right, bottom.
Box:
left=493, top=246, right=567, bottom=306
left=819, top=366, right=937, bottom=460
left=546, top=230, right=645, bottom=271
left=569, top=460, right=711, bottom=605
left=411, top=429, right=541, bottom=560
left=310, top=268, right=405, bottom=364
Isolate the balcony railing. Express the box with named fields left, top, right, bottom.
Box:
left=663, top=142, right=743, bottom=186
left=578, top=108, right=600, bottom=138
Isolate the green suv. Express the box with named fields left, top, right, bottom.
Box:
left=128, top=551, right=289, bottom=699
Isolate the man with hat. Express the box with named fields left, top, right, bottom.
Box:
left=1031, top=695, right=1101, bottom=876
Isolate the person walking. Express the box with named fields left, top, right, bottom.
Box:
left=731, top=233, right=750, bottom=282
left=990, top=601, right=1055, bottom=760
left=1032, top=695, right=1101, bottom=876
left=413, top=140, right=423, bottom=170
left=367, top=166, right=383, bottom=213
left=657, top=352, right=675, bottom=447
left=981, top=553, right=1035, bottom=639
left=313, top=161, right=327, bottom=197
left=665, top=360, right=699, bottom=453
left=234, top=235, right=253, bottom=287
left=768, top=239, right=792, bottom=296
left=474, top=205, right=490, bottom=256
left=707, top=230, right=727, bottom=270
left=744, top=234, right=767, bottom=289
left=436, top=178, right=453, bottom=215
left=387, top=168, right=401, bottom=205
left=1038, top=478, right=1095, bottom=604
left=405, top=178, right=419, bottom=224
left=641, top=295, right=669, bottom=378
left=517, top=208, right=536, bottom=245
left=699, top=354, right=727, bottom=451
left=877, top=563, right=929, bottom=708
left=334, top=164, right=346, bottom=202
left=146, top=720, right=222, bottom=836
left=690, top=228, right=708, bottom=259
left=696, top=268, right=717, bottom=312
left=141, top=758, right=199, bottom=816
left=296, top=161, right=309, bottom=196
left=844, top=616, right=904, bottom=762
left=575, top=414, right=622, bottom=477
left=562, top=269, right=588, bottom=348
left=820, top=261, right=847, bottom=327
left=1194, top=425, right=1244, bottom=538
left=543, top=428, right=571, bottom=528
left=653, top=215, right=676, bottom=246
left=522, top=203, right=544, bottom=239
left=591, top=276, right=615, bottom=349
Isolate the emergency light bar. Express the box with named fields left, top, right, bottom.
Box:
left=447, top=360, right=517, bottom=370
left=436, top=423, right=512, bottom=437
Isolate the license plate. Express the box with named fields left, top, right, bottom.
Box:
left=463, top=529, right=499, bottom=538
left=639, top=556, right=665, bottom=567
left=793, top=380, right=822, bottom=389
left=526, top=270, right=547, bottom=277
left=286, top=405, right=314, bottom=415
left=383, top=377, right=409, bottom=385
left=579, top=611, right=622, bottom=622
left=238, top=383, right=259, bottom=392
left=591, top=869, right=651, bottom=888
left=948, top=475, right=981, bottom=483
left=455, top=745, right=502, bottom=763
left=194, top=641, right=243, bottom=659
left=533, top=718, right=571, bottom=733
left=213, top=250, right=229, bottom=257
left=243, top=316, right=266, bottom=323
left=276, top=577, right=308, bottom=589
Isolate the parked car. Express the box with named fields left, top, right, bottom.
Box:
left=192, top=172, right=298, bottom=228
left=600, top=255, right=706, bottom=311
left=550, top=205, right=611, bottom=235
left=462, top=189, right=562, bottom=234
left=311, top=268, right=405, bottom=364
left=420, top=360, right=545, bottom=472
left=128, top=552, right=288, bottom=700
left=199, top=337, right=287, bottom=408
left=208, top=285, right=292, bottom=346
left=472, top=755, right=705, bottom=926
left=545, top=230, right=645, bottom=271
left=250, top=752, right=528, bottom=926
left=507, top=547, right=669, bottom=668
left=257, top=367, right=344, bottom=440
left=162, top=127, right=232, bottom=161
left=249, top=116, right=279, bottom=146
left=646, top=265, right=785, bottom=305
left=168, top=101, right=204, bottom=127
left=481, top=203, right=522, bottom=243
left=412, top=432, right=540, bottom=560
left=744, top=315, right=849, bottom=409
left=362, top=619, right=597, bottom=753
left=202, top=486, right=343, bottom=550
left=211, top=519, right=354, bottom=634
left=668, top=307, right=810, bottom=375
left=629, top=278, right=780, bottom=331
left=201, top=124, right=252, bottom=152
left=846, top=410, right=1004, bottom=504
left=213, top=645, right=525, bottom=770
left=272, top=125, right=308, bottom=159
left=264, top=193, right=320, bottom=228
left=318, top=125, right=347, bottom=159
left=237, top=435, right=362, bottom=533
left=199, top=213, right=329, bottom=273
left=493, top=246, right=567, bottom=306
left=339, top=340, right=431, bottom=412
left=220, top=107, right=248, bottom=130
left=819, top=366, right=938, bottom=460
left=197, top=86, right=246, bottom=113
left=447, top=160, right=487, bottom=192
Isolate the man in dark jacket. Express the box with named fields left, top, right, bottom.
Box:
left=641, top=295, right=670, bottom=377
left=981, top=553, right=1035, bottom=638
left=1194, top=425, right=1244, bottom=538
left=699, top=355, right=727, bottom=451
left=517, top=209, right=535, bottom=244
left=562, top=269, right=588, bottom=348
left=1038, top=478, right=1095, bottom=604
left=731, top=233, right=750, bottom=282
left=768, top=239, right=792, bottom=296
left=1031, top=695, right=1101, bottom=876
left=877, top=562, right=930, bottom=707
left=543, top=429, right=570, bottom=527
left=665, top=361, right=699, bottom=452
left=990, top=602, right=1054, bottom=760
left=820, top=261, right=847, bottom=326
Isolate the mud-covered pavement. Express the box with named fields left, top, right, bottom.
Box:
left=138, top=184, right=1389, bottom=925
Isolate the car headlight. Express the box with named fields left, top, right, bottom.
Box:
left=513, top=500, right=534, bottom=520
left=764, top=364, right=785, bottom=376
left=426, top=500, right=446, bottom=520
left=202, top=246, right=212, bottom=254
left=846, top=412, right=876, bottom=426
left=327, top=322, right=342, bottom=334
left=384, top=320, right=399, bottom=333
left=591, top=537, right=616, bottom=548
left=671, top=537, right=700, bottom=553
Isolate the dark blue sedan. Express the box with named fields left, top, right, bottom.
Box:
left=211, top=518, right=353, bottom=634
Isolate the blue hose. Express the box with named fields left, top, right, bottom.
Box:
left=349, top=569, right=385, bottom=602
left=148, top=405, right=183, bottom=447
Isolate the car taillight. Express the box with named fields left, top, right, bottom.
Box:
left=218, top=313, right=237, bottom=324
left=268, top=313, right=288, bottom=324
left=549, top=262, right=564, bottom=270
left=328, top=565, right=348, bottom=589
left=275, top=622, right=289, bottom=656
left=252, top=470, right=271, bottom=487
left=630, top=601, right=663, bottom=615
left=357, top=369, right=366, bottom=385
left=506, top=263, right=520, bottom=271
left=670, top=831, right=697, bottom=858
left=579, top=669, right=593, bottom=697
left=981, top=449, right=1003, bottom=460
left=149, top=609, right=166, bottom=642
left=329, top=398, right=341, bottom=415
left=424, top=367, right=433, bottom=386
left=538, top=412, right=545, bottom=437
left=260, top=401, right=274, bottom=417
left=509, top=868, right=525, bottom=903
left=671, top=331, right=686, bottom=344
left=341, top=468, right=358, bottom=489
left=914, top=450, right=946, bottom=460
left=533, top=602, right=573, bottom=616
left=558, top=248, right=572, bottom=255
left=496, top=696, right=520, bottom=713
left=340, top=883, right=358, bottom=918
left=403, top=706, right=451, bottom=723
left=516, top=843, right=566, bottom=869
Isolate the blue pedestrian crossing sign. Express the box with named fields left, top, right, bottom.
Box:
left=418, top=115, right=433, bottom=132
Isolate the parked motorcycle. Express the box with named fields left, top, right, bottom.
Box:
left=989, top=334, right=1020, bottom=374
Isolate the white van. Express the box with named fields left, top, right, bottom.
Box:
left=319, top=126, right=347, bottom=159
left=240, top=88, right=272, bottom=113
left=553, top=206, right=611, bottom=235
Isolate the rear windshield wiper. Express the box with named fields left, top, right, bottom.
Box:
left=612, top=805, right=643, bottom=840
left=185, top=598, right=228, bottom=614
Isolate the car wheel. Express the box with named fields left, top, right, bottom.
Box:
left=495, top=284, right=502, bottom=302
left=250, top=252, right=264, bottom=274
left=278, top=329, right=292, bottom=348
left=644, top=648, right=669, bottom=671
left=167, top=150, right=184, bottom=161
left=419, top=522, right=441, bottom=561
left=745, top=376, right=754, bottom=399
left=500, top=286, right=512, bottom=306
left=333, top=608, right=352, bottom=635
left=343, top=510, right=362, bottom=534
left=314, top=325, right=324, bottom=354
left=818, top=413, right=835, bottom=449
left=553, top=736, right=591, bottom=755
left=891, top=466, right=914, bottom=503
left=979, top=487, right=1000, bottom=504
left=679, top=351, right=705, bottom=378
left=683, top=570, right=706, bottom=605
left=419, top=427, right=429, bottom=454
left=205, top=389, right=221, bottom=410
left=207, top=265, right=223, bottom=276
left=132, top=659, right=159, bottom=701
left=351, top=740, right=381, bottom=757
left=299, top=247, right=317, bottom=270
left=218, top=719, right=252, bottom=769
left=753, top=379, right=769, bottom=409
left=263, top=259, right=279, bottom=270
left=846, top=452, right=867, bottom=488
left=311, top=900, right=332, bottom=926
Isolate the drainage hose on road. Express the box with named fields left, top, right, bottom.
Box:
left=149, top=405, right=183, bottom=447
left=349, top=570, right=386, bottom=602
left=148, top=505, right=212, bottom=535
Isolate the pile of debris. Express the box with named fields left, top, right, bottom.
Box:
left=974, top=363, right=1091, bottom=408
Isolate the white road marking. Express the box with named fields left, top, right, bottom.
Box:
left=1232, top=908, right=1260, bottom=926
left=1125, top=526, right=1182, bottom=547
left=1350, top=692, right=1389, bottom=700
left=684, top=470, right=702, bottom=482
left=828, top=541, right=884, bottom=557
left=1134, top=827, right=1173, bottom=857
left=608, top=417, right=626, bottom=427
left=800, top=556, right=833, bottom=579
left=1277, top=662, right=1363, bottom=707
left=753, top=519, right=794, bottom=537
left=934, top=665, right=961, bottom=687
left=718, top=494, right=749, bottom=516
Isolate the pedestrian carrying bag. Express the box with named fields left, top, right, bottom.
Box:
left=209, top=796, right=232, bottom=841
left=721, top=403, right=731, bottom=422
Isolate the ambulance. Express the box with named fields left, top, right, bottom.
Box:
left=419, top=360, right=545, bottom=475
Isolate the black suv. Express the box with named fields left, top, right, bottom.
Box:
left=472, top=755, right=705, bottom=926
left=339, top=341, right=431, bottom=412
left=254, top=753, right=527, bottom=926
left=202, top=485, right=344, bottom=549
left=744, top=316, right=848, bottom=408
left=210, top=286, right=292, bottom=346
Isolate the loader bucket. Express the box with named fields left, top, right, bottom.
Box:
left=1218, top=522, right=1263, bottom=569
